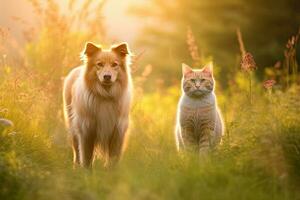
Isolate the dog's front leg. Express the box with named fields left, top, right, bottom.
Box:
left=107, top=121, right=128, bottom=167
left=79, top=132, right=96, bottom=168
left=105, top=98, right=130, bottom=167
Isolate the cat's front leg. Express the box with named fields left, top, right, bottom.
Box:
left=181, top=126, right=199, bottom=152
left=198, top=128, right=213, bottom=155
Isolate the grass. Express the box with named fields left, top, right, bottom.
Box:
left=0, top=77, right=300, bottom=199
left=1, top=1, right=300, bottom=199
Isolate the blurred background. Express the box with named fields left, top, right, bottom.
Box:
left=1, top=0, right=299, bottom=87
left=0, top=1, right=300, bottom=199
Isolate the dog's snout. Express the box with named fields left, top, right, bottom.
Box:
left=103, top=75, right=112, bottom=81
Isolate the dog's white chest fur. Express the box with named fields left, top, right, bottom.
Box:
left=72, top=78, right=121, bottom=139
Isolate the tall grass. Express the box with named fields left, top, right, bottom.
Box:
left=0, top=1, right=300, bottom=200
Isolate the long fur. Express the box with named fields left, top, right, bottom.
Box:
left=63, top=43, right=132, bottom=168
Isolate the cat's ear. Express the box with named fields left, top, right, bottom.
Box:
left=202, top=62, right=213, bottom=76
left=83, top=42, right=101, bottom=56
left=182, top=63, right=193, bottom=76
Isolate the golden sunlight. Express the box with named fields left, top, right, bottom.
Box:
left=0, top=0, right=299, bottom=199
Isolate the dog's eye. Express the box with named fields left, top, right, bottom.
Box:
left=112, top=62, right=119, bottom=68
left=96, top=62, right=104, bottom=68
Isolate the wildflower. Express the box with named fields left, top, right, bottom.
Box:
left=286, top=35, right=299, bottom=49
left=241, top=52, right=257, bottom=72
left=0, top=108, right=8, bottom=113
left=187, top=26, right=201, bottom=63
left=8, top=131, right=17, bottom=136
left=131, top=50, right=146, bottom=73
left=142, top=64, right=152, bottom=77
left=240, top=52, right=257, bottom=106
left=0, top=118, right=14, bottom=127
left=263, top=80, right=276, bottom=89
left=274, top=61, right=281, bottom=69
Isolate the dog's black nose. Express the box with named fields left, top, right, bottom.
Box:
left=103, top=75, right=111, bottom=81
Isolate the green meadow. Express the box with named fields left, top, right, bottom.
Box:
left=0, top=1, right=300, bottom=199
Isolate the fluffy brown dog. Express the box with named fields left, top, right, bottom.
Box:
left=63, top=42, right=132, bottom=168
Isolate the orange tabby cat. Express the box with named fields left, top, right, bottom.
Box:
left=175, top=63, right=224, bottom=154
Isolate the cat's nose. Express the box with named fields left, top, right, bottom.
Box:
left=103, top=75, right=111, bottom=81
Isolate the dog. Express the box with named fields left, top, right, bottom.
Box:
left=63, top=42, right=132, bottom=168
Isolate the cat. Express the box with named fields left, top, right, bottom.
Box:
left=175, top=63, right=224, bottom=154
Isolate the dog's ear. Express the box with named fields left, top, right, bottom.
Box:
left=83, top=42, right=101, bottom=56
left=112, top=42, right=130, bottom=57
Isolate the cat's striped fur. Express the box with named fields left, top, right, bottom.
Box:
left=175, top=63, right=224, bottom=153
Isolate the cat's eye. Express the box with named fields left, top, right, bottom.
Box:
left=190, top=79, right=196, bottom=82
left=200, top=79, right=206, bottom=82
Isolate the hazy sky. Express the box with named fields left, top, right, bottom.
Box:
left=0, top=0, right=35, bottom=42
left=0, top=0, right=145, bottom=43
left=103, top=0, right=145, bottom=43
